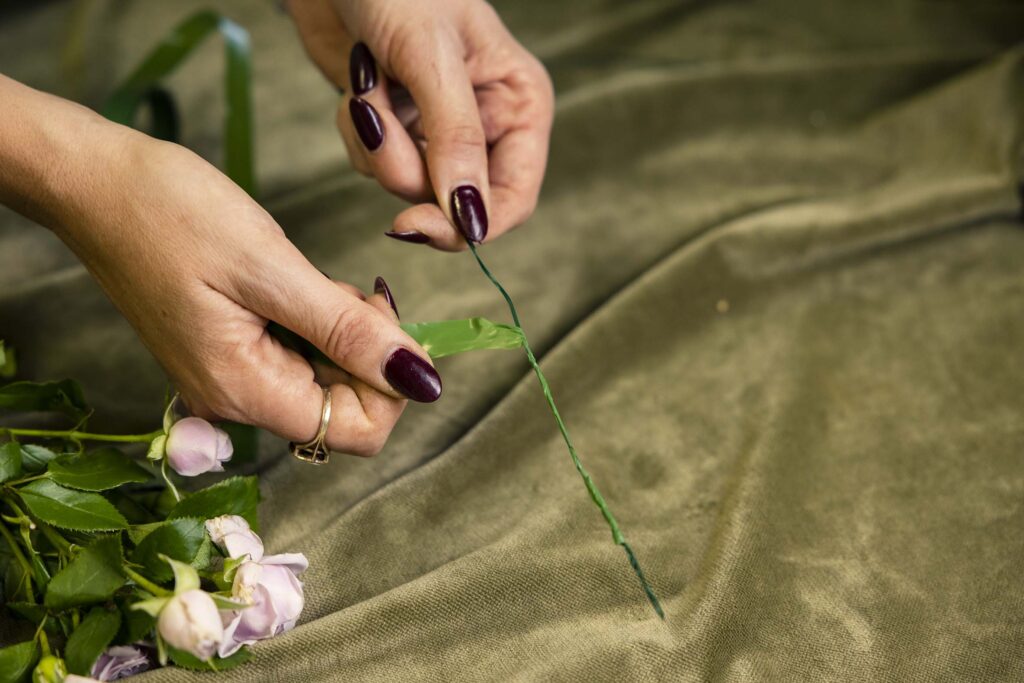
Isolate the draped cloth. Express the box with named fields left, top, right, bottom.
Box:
left=1, top=1, right=1022, bottom=680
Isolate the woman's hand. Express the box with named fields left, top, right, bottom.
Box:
left=0, top=76, right=440, bottom=456
left=288, top=0, right=554, bottom=250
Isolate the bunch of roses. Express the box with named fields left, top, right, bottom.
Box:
left=0, top=377, right=308, bottom=682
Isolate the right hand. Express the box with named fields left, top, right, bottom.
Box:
left=50, top=113, right=441, bottom=456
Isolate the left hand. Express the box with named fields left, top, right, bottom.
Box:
left=288, top=0, right=555, bottom=250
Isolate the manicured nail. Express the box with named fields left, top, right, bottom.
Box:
left=450, top=185, right=488, bottom=243
left=384, top=349, right=441, bottom=403
left=350, top=97, right=384, bottom=151
left=374, top=276, right=399, bottom=318
left=384, top=230, right=431, bottom=244
left=349, top=42, right=377, bottom=95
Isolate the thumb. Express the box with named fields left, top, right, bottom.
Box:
left=387, top=27, right=490, bottom=244
left=261, top=268, right=441, bottom=404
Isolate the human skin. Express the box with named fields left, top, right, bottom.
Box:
left=0, top=0, right=553, bottom=455
left=0, top=74, right=423, bottom=455
left=288, top=0, right=555, bottom=250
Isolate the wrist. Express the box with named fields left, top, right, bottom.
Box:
left=0, top=75, right=137, bottom=239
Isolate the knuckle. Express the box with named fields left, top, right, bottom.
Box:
left=436, top=123, right=487, bottom=159
left=323, top=306, right=376, bottom=366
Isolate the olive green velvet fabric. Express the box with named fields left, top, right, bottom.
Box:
left=1, top=1, right=1023, bottom=680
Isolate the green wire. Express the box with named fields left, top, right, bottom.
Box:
left=468, top=243, right=664, bottom=619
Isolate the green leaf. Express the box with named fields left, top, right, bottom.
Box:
left=5, top=602, right=46, bottom=624
left=168, top=476, right=259, bottom=529
left=130, top=517, right=206, bottom=583
left=102, top=11, right=256, bottom=195
left=167, top=645, right=251, bottom=672
left=48, top=448, right=152, bottom=491
left=0, top=379, right=88, bottom=419
left=18, top=480, right=128, bottom=531
left=119, top=597, right=157, bottom=641
left=44, top=535, right=125, bottom=610
left=192, top=533, right=215, bottom=572
left=0, top=641, right=38, bottom=683
left=127, top=521, right=164, bottom=546
left=108, top=490, right=159, bottom=526
left=0, top=441, right=22, bottom=483
left=65, top=607, right=121, bottom=675
left=19, top=444, right=59, bottom=473
left=3, top=558, right=29, bottom=603
left=400, top=318, right=524, bottom=358
left=269, top=318, right=523, bottom=365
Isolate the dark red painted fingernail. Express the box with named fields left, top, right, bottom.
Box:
left=349, top=42, right=377, bottom=95
left=384, top=230, right=430, bottom=244
left=350, top=97, right=384, bottom=151
left=374, top=276, right=399, bottom=318
left=384, top=348, right=441, bottom=402
left=450, top=185, right=488, bottom=243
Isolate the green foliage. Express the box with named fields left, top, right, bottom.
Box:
left=65, top=607, right=122, bottom=675
left=44, top=535, right=125, bottom=610
left=19, top=444, right=58, bottom=473
left=401, top=318, right=524, bottom=358
left=101, top=11, right=255, bottom=196
left=168, top=645, right=251, bottom=672
left=0, top=379, right=88, bottom=419
left=168, top=476, right=260, bottom=529
left=48, top=448, right=152, bottom=491
left=0, top=441, right=22, bottom=482
left=269, top=317, right=524, bottom=366
left=18, top=480, right=128, bottom=531
left=130, top=517, right=206, bottom=583
left=0, top=640, right=38, bottom=683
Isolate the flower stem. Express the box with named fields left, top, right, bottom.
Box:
left=0, top=427, right=163, bottom=443
left=123, top=565, right=172, bottom=597
left=468, top=243, right=665, bottom=619
left=4, top=473, right=49, bottom=487
left=160, top=458, right=181, bottom=502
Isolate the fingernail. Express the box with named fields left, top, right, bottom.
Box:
left=384, top=230, right=431, bottom=244
left=384, top=349, right=442, bottom=403
left=349, top=42, right=377, bottom=95
left=350, top=97, right=384, bottom=151
left=450, top=185, right=488, bottom=243
left=374, top=276, right=399, bottom=318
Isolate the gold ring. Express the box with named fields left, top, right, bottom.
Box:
left=290, top=386, right=332, bottom=464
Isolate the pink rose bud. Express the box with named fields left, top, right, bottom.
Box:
left=218, top=553, right=308, bottom=657
left=165, top=417, right=233, bottom=477
left=205, top=515, right=264, bottom=562
left=158, top=589, right=224, bottom=660
left=91, top=644, right=152, bottom=681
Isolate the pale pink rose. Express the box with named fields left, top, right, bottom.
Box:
left=205, top=515, right=264, bottom=562
left=165, top=417, right=233, bottom=476
left=91, top=644, right=152, bottom=681
left=158, top=589, right=224, bottom=660
left=218, top=553, right=308, bottom=657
